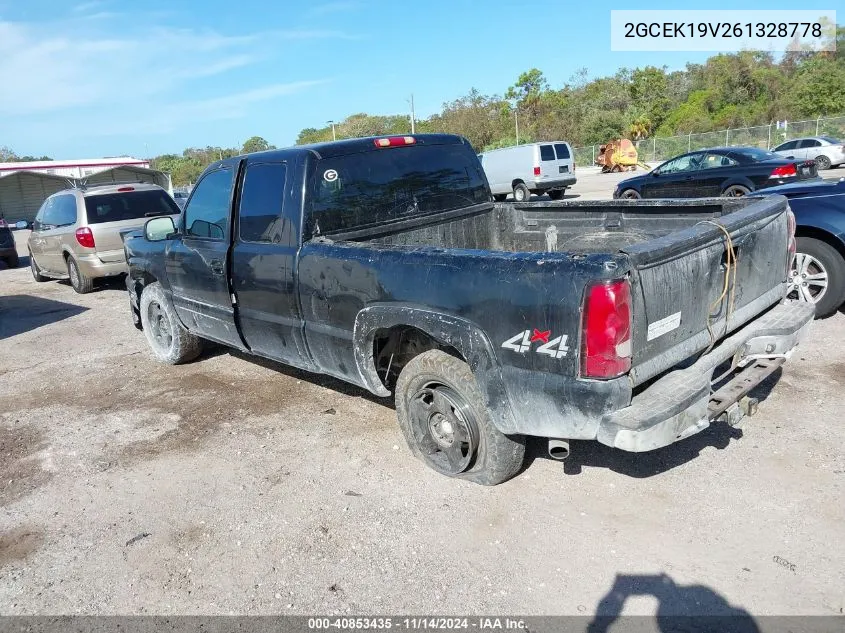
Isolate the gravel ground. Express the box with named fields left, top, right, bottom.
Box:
left=0, top=209, right=843, bottom=618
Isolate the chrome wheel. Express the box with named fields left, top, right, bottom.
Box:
left=408, top=382, right=479, bottom=475
left=722, top=185, right=750, bottom=198
left=788, top=252, right=828, bottom=304
left=147, top=300, right=173, bottom=351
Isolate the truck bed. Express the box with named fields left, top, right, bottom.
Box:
left=347, top=199, right=749, bottom=254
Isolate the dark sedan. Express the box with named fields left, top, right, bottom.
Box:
left=753, top=178, right=845, bottom=318
left=613, top=147, right=819, bottom=199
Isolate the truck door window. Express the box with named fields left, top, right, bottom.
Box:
left=184, top=168, right=234, bottom=240
left=540, top=145, right=555, bottom=161
left=238, top=162, right=289, bottom=244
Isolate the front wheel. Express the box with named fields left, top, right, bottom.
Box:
left=721, top=184, right=751, bottom=198
left=619, top=189, right=641, bottom=200
left=395, top=350, right=525, bottom=485
left=30, top=254, right=49, bottom=282
left=788, top=237, right=845, bottom=318
left=139, top=282, right=203, bottom=364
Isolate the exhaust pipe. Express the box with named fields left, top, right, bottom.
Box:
left=548, top=438, right=570, bottom=461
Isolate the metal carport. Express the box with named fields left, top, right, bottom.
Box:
left=81, top=166, right=172, bottom=194
left=0, top=171, right=72, bottom=223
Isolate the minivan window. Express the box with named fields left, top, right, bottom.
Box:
left=554, top=143, right=570, bottom=160
left=540, top=145, right=555, bottom=161
left=184, top=168, right=234, bottom=240
left=45, top=195, right=77, bottom=227
left=308, top=143, right=490, bottom=236
left=238, top=162, right=289, bottom=243
left=84, top=189, right=180, bottom=224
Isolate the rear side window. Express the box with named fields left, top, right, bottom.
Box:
left=84, top=189, right=180, bottom=224
left=540, top=145, right=555, bottom=161
left=45, top=195, right=77, bottom=226
left=798, top=139, right=821, bottom=148
left=308, top=142, right=490, bottom=236
left=238, top=162, right=289, bottom=243
left=554, top=143, right=570, bottom=159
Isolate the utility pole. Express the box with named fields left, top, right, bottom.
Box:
left=515, top=108, right=520, bottom=146
left=409, top=94, right=416, bottom=134
left=328, top=120, right=337, bottom=141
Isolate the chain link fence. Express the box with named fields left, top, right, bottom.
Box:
left=573, top=115, right=845, bottom=167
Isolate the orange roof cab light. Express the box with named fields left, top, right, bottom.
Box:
left=374, top=136, right=416, bottom=148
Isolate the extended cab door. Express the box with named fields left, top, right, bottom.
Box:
left=230, top=159, right=315, bottom=368
left=166, top=164, right=244, bottom=348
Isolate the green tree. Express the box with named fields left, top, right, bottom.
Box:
left=242, top=136, right=275, bottom=154
left=0, top=146, right=18, bottom=162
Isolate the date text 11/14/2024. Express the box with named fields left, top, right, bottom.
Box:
left=308, top=617, right=528, bottom=630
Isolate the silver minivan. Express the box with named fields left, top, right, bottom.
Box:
left=28, top=183, right=181, bottom=293
left=478, top=142, right=577, bottom=202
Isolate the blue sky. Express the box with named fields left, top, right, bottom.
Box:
left=0, top=0, right=836, bottom=159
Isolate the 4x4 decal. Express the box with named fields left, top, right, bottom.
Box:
left=501, top=329, right=570, bottom=359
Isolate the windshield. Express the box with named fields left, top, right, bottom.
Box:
left=84, top=189, right=181, bottom=224
left=307, top=142, right=491, bottom=236
left=729, top=147, right=780, bottom=162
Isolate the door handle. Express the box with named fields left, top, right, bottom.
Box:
left=210, top=260, right=225, bottom=275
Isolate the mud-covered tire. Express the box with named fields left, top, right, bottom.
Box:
left=139, top=282, right=203, bottom=364
left=67, top=256, right=93, bottom=294
left=513, top=182, right=530, bottom=202
left=395, top=349, right=525, bottom=485
left=29, top=254, right=49, bottom=282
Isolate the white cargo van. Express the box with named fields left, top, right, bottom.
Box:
left=478, top=142, right=577, bottom=202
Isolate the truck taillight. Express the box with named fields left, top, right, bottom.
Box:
left=75, top=227, right=95, bottom=249
left=786, top=207, right=796, bottom=238
left=533, top=166, right=541, bottom=176
left=770, top=164, right=797, bottom=179
left=581, top=279, right=632, bottom=379
left=374, top=136, right=416, bottom=148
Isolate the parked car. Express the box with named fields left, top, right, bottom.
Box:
left=28, top=183, right=181, bottom=293
left=478, top=141, right=576, bottom=201
left=0, top=220, right=18, bottom=268
left=771, top=136, right=845, bottom=170
left=123, top=133, right=811, bottom=485
left=613, top=147, right=818, bottom=199
left=753, top=178, right=845, bottom=317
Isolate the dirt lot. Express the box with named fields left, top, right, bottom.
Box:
left=1, top=214, right=844, bottom=618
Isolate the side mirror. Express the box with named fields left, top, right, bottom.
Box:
left=651, top=170, right=660, bottom=177
left=144, top=216, right=176, bottom=241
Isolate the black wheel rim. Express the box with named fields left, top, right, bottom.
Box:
left=147, top=300, right=173, bottom=350
left=408, top=382, right=479, bottom=476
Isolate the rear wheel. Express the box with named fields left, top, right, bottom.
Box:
left=30, top=254, right=49, bottom=282
left=395, top=350, right=525, bottom=485
left=547, top=189, right=564, bottom=201
left=620, top=189, right=641, bottom=199
left=721, top=184, right=751, bottom=198
left=493, top=194, right=508, bottom=202
left=788, top=237, right=845, bottom=318
left=67, top=256, right=93, bottom=294
left=814, top=155, right=832, bottom=170
left=512, top=183, right=530, bottom=202
left=140, top=282, right=203, bottom=364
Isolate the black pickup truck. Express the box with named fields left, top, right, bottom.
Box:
left=124, top=134, right=813, bottom=485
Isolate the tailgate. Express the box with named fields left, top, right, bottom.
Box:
left=622, top=196, right=790, bottom=385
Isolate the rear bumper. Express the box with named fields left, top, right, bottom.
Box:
left=596, top=300, right=814, bottom=452
left=75, top=254, right=128, bottom=278
left=532, top=175, right=577, bottom=191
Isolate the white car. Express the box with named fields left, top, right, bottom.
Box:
left=771, top=136, right=845, bottom=170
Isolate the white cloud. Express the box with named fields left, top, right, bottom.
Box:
left=0, top=19, right=338, bottom=118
